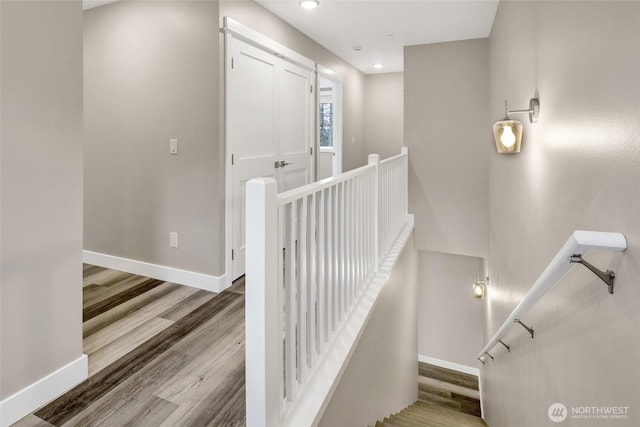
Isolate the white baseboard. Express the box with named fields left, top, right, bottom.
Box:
left=418, top=354, right=480, bottom=377
left=0, top=354, right=88, bottom=427
left=83, top=250, right=228, bottom=293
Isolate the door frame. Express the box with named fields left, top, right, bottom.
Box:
left=317, top=65, right=343, bottom=178
left=223, top=17, right=316, bottom=287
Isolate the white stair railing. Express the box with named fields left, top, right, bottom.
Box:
left=245, top=147, right=410, bottom=427
left=379, top=148, right=409, bottom=260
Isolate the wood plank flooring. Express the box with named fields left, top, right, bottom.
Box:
left=418, top=363, right=482, bottom=417
left=12, top=265, right=246, bottom=427
left=13, top=265, right=488, bottom=427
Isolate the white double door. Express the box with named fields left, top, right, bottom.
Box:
left=228, top=38, right=314, bottom=280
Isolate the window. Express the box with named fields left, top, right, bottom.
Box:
left=319, top=102, right=333, bottom=148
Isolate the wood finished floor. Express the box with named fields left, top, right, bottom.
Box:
left=13, top=265, right=246, bottom=427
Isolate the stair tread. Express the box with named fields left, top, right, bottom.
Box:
left=418, top=390, right=463, bottom=409
left=372, top=362, right=486, bottom=427
left=413, top=400, right=487, bottom=424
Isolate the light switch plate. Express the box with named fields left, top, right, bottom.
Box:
left=170, top=138, right=178, bottom=155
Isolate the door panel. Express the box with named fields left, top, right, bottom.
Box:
left=229, top=38, right=314, bottom=280
left=278, top=63, right=313, bottom=192
left=229, top=40, right=279, bottom=280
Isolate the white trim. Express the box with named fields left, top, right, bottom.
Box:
left=223, top=17, right=315, bottom=71
left=83, top=251, right=227, bottom=293
left=0, top=355, right=88, bottom=427
left=224, top=28, right=233, bottom=288
left=418, top=354, right=480, bottom=377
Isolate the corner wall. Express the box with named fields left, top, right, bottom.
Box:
left=403, top=39, right=489, bottom=373
left=83, top=1, right=222, bottom=276
left=404, top=39, right=489, bottom=259
left=317, top=237, right=418, bottom=427
left=364, top=72, right=404, bottom=159
left=483, top=2, right=640, bottom=425
left=0, top=0, right=84, bottom=414
left=418, top=251, right=484, bottom=369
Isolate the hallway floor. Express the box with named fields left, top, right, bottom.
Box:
left=13, top=266, right=487, bottom=427
left=13, top=265, right=246, bottom=426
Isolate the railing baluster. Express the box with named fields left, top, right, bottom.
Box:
left=299, top=197, right=308, bottom=382
left=343, top=179, right=350, bottom=309
left=286, top=202, right=297, bottom=400
left=331, top=184, right=338, bottom=332
left=309, top=192, right=317, bottom=367
left=327, top=186, right=334, bottom=337
left=339, top=181, right=345, bottom=321
left=356, top=175, right=362, bottom=291
left=317, top=189, right=326, bottom=353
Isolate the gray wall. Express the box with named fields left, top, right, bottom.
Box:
left=0, top=0, right=84, bottom=398
left=404, top=39, right=489, bottom=371
left=404, top=39, right=489, bottom=258
left=83, top=1, right=223, bottom=275
left=318, top=238, right=418, bottom=427
left=364, top=72, right=404, bottom=159
left=483, top=2, right=640, bottom=426
left=418, top=251, right=484, bottom=368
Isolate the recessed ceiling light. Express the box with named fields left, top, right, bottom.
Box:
left=373, top=63, right=384, bottom=69
left=299, top=0, right=319, bottom=10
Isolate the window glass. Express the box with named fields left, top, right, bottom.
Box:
left=319, top=102, right=333, bottom=148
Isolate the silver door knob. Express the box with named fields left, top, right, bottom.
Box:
left=280, top=161, right=292, bottom=167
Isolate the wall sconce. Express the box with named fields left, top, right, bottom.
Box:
left=473, top=278, right=490, bottom=299
left=493, top=98, right=540, bottom=153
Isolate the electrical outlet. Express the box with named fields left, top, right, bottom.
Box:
left=170, top=138, right=178, bottom=155
left=170, top=232, right=178, bottom=248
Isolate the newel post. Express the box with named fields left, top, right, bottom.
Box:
left=368, top=154, right=380, bottom=270
left=245, top=177, right=279, bottom=427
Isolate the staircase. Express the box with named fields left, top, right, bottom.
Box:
left=372, top=363, right=488, bottom=427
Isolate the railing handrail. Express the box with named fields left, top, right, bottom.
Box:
left=477, top=230, right=627, bottom=362
left=379, top=150, right=407, bottom=165
left=277, top=163, right=376, bottom=205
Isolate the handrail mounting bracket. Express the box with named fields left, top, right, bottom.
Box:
left=497, top=339, right=511, bottom=352
left=514, top=318, right=534, bottom=339
left=569, top=254, right=615, bottom=294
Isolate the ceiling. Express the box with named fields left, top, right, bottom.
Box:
left=256, top=0, right=499, bottom=74
left=83, top=0, right=118, bottom=11
left=83, top=1, right=499, bottom=75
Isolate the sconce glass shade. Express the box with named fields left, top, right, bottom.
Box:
left=493, top=119, right=523, bottom=153
left=472, top=282, right=486, bottom=299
